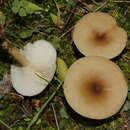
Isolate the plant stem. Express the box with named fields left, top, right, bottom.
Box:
left=0, top=119, right=12, bottom=130
left=26, top=81, right=63, bottom=130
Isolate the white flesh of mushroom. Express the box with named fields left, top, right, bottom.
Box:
left=11, top=40, right=57, bottom=96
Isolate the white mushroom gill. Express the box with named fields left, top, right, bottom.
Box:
left=11, top=40, right=57, bottom=96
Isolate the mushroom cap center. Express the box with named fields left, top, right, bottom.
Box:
left=95, top=32, right=107, bottom=41
left=90, top=81, right=103, bottom=94
left=80, top=76, right=108, bottom=104
left=92, top=31, right=110, bottom=45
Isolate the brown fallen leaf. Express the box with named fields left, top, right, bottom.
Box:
left=32, top=99, right=42, bottom=108
left=0, top=73, right=12, bottom=98
left=0, top=73, right=24, bottom=99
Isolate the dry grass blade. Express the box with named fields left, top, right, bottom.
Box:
left=123, top=55, right=130, bottom=60
left=54, top=0, right=61, bottom=27
left=94, top=0, right=109, bottom=12
left=60, top=26, right=74, bottom=38
left=78, top=0, right=92, bottom=12
left=0, top=91, right=24, bottom=99
left=0, top=119, right=12, bottom=130
left=27, top=81, right=63, bottom=130
left=35, top=71, right=50, bottom=83
left=51, top=103, right=60, bottom=130
left=114, top=1, right=130, bottom=3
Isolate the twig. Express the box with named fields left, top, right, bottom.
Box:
left=51, top=103, right=60, bottom=130
left=5, top=38, right=12, bottom=44
left=126, top=48, right=130, bottom=50
left=123, top=55, right=130, bottom=60
left=0, top=0, right=3, bottom=4
left=91, top=0, right=98, bottom=5
left=27, top=81, right=63, bottom=130
left=0, top=91, right=24, bottom=99
left=10, top=120, right=21, bottom=128
left=94, top=0, right=109, bottom=12
left=53, top=0, right=61, bottom=27
left=0, top=119, right=12, bottom=130
left=113, top=1, right=130, bottom=3
left=78, top=0, right=92, bottom=12
left=22, top=105, right=33, bottom=117
left=59, top=26, right=74, bottom=38
left=64, top=0, right=78, bottom=28
left=5, top=18, right=15, bottom=30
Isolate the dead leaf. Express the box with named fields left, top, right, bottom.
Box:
left=0, top=73, right=12, bottom=98
left=32, top=99, right=42, bottom=108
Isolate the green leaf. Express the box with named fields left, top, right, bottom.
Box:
left=67, top=0, right=74, bottom=7
left=25, top=7, right=34, bottom=14
left=51, top=36, right=61, bottom=49
left=36, top=119, right=41, bottom=125
left=50, top=13, right=57, bottom=25
left=19, top=8, right=27, bottom=17
left=24, top=118, right=31, bottom=122
left=56, top=58, right=68, bottom=81
left=0, top=11, right=3, bottom=19
left=60, top=108, right=69, bottom=119
left=12, top=0, right=19, bottom=7
left=50, top=13, right=64, bottom=25
left=44, top=127, right=56, bottom=130
left=20, top=0, right=43, bottom=14
left=110, top=121, right=116, bottom=128
left=17, top=126, right=24, bottom=130
left=12, top=0, right=43, bottom=16
left=12, top=0, right=21, bottom=13
left=19, top=29, right=35, bottom=39
left=0, top=12, right=6, bottom=26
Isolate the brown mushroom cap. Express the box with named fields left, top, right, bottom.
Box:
left=72, top=12, right=127, bottom=59
left=63, top=57, right=128, bottom=119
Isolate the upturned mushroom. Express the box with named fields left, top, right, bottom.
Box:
left=2, top=40, right=57, bottom=96
left=72, top=12, right=127, bottom=59
left=64, top=56, right=128, bottom=119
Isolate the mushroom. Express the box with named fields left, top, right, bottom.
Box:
left=63, top=56, right=128, bottom=119
left=2, top=40, right=57, bottom=96
left=72, top=12, right=127, bottom=59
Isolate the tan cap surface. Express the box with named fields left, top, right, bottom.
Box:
left=72, top=12, right=127, bottom=59
left=64, top=57, right=128, bottom=119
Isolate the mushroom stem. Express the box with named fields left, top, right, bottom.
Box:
left=1, top=41, right=29, bottom=67
left=1, top=41, right=49, bottom=83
